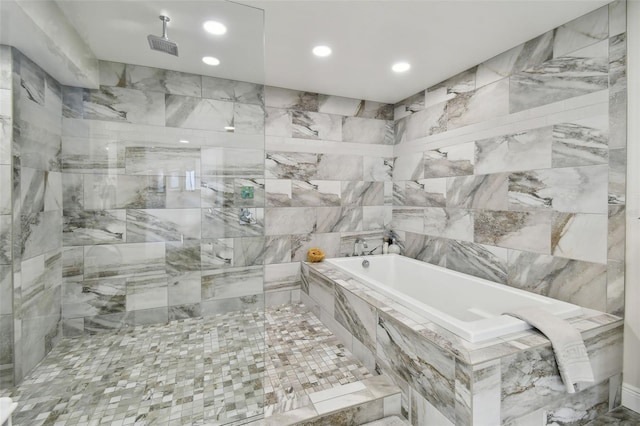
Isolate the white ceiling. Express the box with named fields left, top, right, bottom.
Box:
left=55, top=0, right=611, bottom=103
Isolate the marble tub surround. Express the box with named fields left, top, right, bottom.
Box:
left=302, top=260, right=624, bottom=425
left=391, top=3, right=627, bottom=318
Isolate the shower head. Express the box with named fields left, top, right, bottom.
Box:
left=147, top=15, right=178, bottom=57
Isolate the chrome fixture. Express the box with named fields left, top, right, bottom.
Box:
left=353, top=238, right=368, bottom=256
left=148, top=15, right=179, bottom=56
left=239, top=208, right=255, bottom=225
left=362, top=259, right=370, bottom=268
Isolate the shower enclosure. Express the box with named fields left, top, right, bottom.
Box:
left=0, top=1, right=267, bottom=424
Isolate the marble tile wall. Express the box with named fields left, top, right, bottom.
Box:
left=60, top=61, right=394, bottom=333
left=392, top=3, right=627, bottom=317
left=0, top=47, right=64, bottom=388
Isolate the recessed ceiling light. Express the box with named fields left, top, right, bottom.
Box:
left=202, top=56, right=220, bottom=66
left=179, top=140, right=190, bottom=144
left=392, top=62, right=411, bottom=73
left=312, top=45, right=332, bottom=57
left=224, top=126, right=235, bottom=132
left=203, top=21, right=227, bottom=35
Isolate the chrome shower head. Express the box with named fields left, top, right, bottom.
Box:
left=147, top=15, right=178, bottom=57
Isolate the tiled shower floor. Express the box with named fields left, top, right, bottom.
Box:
left=3, top=303, right=373, bottom=426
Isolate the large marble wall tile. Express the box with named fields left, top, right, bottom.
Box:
left=125, top=65, right=201, bottom=97
left=507, top=250, right=607, bottom=311
left=411, top=386, right=455, bottom=426
left=62, top=86, right=84, bottom=119
left=292, top=180, right=341, bottom=207
left=342, top=117, right=393, bottom=145
left=316, top=154, right=363, bottom=181
left=22, top=210, right=62, bottom=260
left=475, top=210, right=551, bottom=253
left=317, top=206, right=362, bottom=233
left=165, top=95, right=232, bottom=130
left=509, top=50, right=608, bottom=113
left=167, top=269, right=201, bottom=307
left=16, top=52, right=45, bottom=106
left=552, top=212, right=607, bottom=264
left=424, top=142, right=475, bottom=178
left=266, top=151, right=362, bottom=181
left=447, top=78, right=509, bottom=130
left=551, top=116, right=609, bottom=168
left=0, top=92, right=11, bottom=166
left=62, top=171, right=87, bottom=210
left=83, top=242, right=165, bottom=280
left=21, top=250, right=61, bottom=309
left=0, top=45, right=12, bottom=89
left=201, top=147, right=263, bottom=177
left=83, top=86, right=165, bottom=125
left=264, top=86, right=318, bottom=111
left=609, top=0, right=626, bottom=38
left=403, top=233, right=447, bottom=266
left=124, top=146, right=200, bottom=176
left=14, top=99, right=61, bottom=172
left=202, top=76, right=263, bottom=105
left=424, top=208, right=474, bottom=242
left=291, top=111, right=342, bottom=141
left=553, top=6, right=608, bottom=58
left=202, top=208, right=264, bottom=238
left=394, top=91, right=425, bottom=120
left=62, top=246, right=83, bottom=283
left=508, top=165, right=608, bottom=214
left=335, top=286, right=377, bottom=351
left=0, top=314, right=13, bottom=368
left=201, top=294, right=264, bottom=316
left=0, top=165, right=11, bottom=214
left=608, top=148, right=626, bottom=205
left=165, top=240, right=200, bottom=275
left=608, top=205, right=625, bottom=262
left=545, top=380, right=609, bottom=425
left=475, top=127, right=553, bottom=175
left=426, top=68, right=477, bottom=108
left=609, top=33, right=627, bottom=95
left=0, top=265, right=12, bottom=315
left=264, top=236, right=291, bottom=264
left=126, top=208, right=201, bottom=242
left=607, top=260, right=624, bottom=317
left=20, top=167, right=45, bottom=216
left=265, top=207, right=315, bottom=235
left=446, top=240, right=508, bottom=283
left=396, top=101, right=447, bottom=143
left=265, top=179, right=292, bottom=207
left=233, top=103, right=264, bottom=135
left=363, top=157, right=393, bottom=182
left=63, top=277, right=126, bottom=319
left=200, top=176, right=234, bottom=208
left=393, top=154, right=423, bottom=181
left=2, top=216, right=12, bottom=264
left=233, top=236, right=266, bottom=267
left=125, top=273, right=168, bottom=311
left=201, top=266, right=263, bottom=300
left=264, top=262, right=300, bottom=292
left=201, top=239, right=234, bottom=269
left=392, top=207, right=424, bottom=234
left=476, top=31, right=554, bottom=88
left=84, top=174, right=165, bottom=209
left=377, top=313, right=456, bottom=423
left=342, top=181, right=383, bottom=206
left=362, top=206, right=392, bottom=231
left=61, top=135, right=123, bottom=174
left=63, top=210, right=126, bottom=245
left=165, top=175, right=201, bottom=208
left=44, top=171, right=62, bottom=212
left=265, top=107, right=291, bottom=137
left=20, top=285, right=61, bottom=376
left=446, top=173, right=508, bottom=210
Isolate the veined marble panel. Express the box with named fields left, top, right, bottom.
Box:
left=475, top=127, right=553, bottom=175
left=392, top=154, right=423, bottom=181
left=265, top=107, right=291, bottom=137
left=342, top=181, right=384, bottom=206
left=608, top=205, right=625, bottom=262
left=292, top=180, right=341, bottom=207
left=265, top=179, right=292, bottom=207
left=396, top=101, right=447, bottom=143
left=426, top=67, right=477, bottom=107
left=44, top=172, right=62, bottom=212
left=201, top=294, right=263, bottom=316
left=201, top=239, right=234, bottom=269
left=200, top=176, right=234, bottom=208
left=165, top=240, right=201, bottom=275
left=424, top=208, right=474, bottom=242
left=476, top=31, right=554, bottom=88
left=377, top=313, right=456, bottom=423
left=609, top=34, right=626, bottom=95
left=21, top=249, right=61, bottom=309
left=362, top=206, right=392, bottom=231
left=201, top=147, right=264, bottom=177
left=292, top=232, right=341, bottom=261
left=63, top=210, right=126, bottom=245
left=233, top=103, right=264, bottom=135
left=291, top=111, right=342, bottom=141
left=165, top=175, right=201, bottom=208
left=17, top=52, right=45, bottom=106
left=609, top=0, right=626, bottom=37
left=264, top=207, right=316, bottom=236
left=264, top=86, right=318, bottom=111
left=391, top=207, right=424, bottom=234
left=83, top=86, right=165, bottom=125
left=446, top=173, right=508, bottom=210
left=609, top=90, right=626, bottom=154
left=394, top=181, right=424, bottom=207
left=62, top=246, right=83, bottom=285
left=0, top=265, right=12, bottom=314
left=335, top=286, right=377, bottom=351
left=84, top=174, right=165, bottom=209
left=233, top=236, right=266, bottom=267
left=607, top=260, right=624, bottom=317
left=0, top=45, right=12, bottom=89
left=98, top=61, right=125, bottom=87
left=14, top=98, right=62, bottom=172
left=125, top=273, right=168, bottom=311
left=125, top=64, right=201, bottom=97
left=608, top=148, right=626, bottom=205
left=508, top=165, right=608, bottom=214
left=316, top=206, right=362, bottom=233
left=424, top=142, right=475, bottom=178
left=553, top=6, right=608, bottom=58
left=20, top=167, right=45, bottom=216
left=264, top=235, right=291, bottom=264
left=22, top=210, right=62, bottom=260
left=201, top=266, right=263, bottom=301
left=61, top=136, right=122, bottom=173
left=509, top=53, right=608, bottom=113
left=507, top=250, right=606, bottom=311
left=447, top=240, right=508, bottom=283
left=551, top=212, right=607, bottom=264
left=404, top=232, right=447, bottom=267
left=63, top=277, right=125, bottom=319
left=62, top=86, right=84, bottom=119
left=394, top=91, right=425, bottom=120
left=202, top=208, right=264, bottom=238
left=201, top=76, right=263, bottom=105
left=316, top=154, right=363, bottom=181
left=1, top=216, right=10, bottom=264
left=167, top=271, right=201, bottom=307
left=264, top=262, right=300, bottom=292
left=0, top=99, right=11, bottom=166
left=552, top=116, right=609, bottom=168
left=474, top=210, right=551, bottom=253
left=124, top=146, right=200, bottom=176
left=363, top=157, right=393, bottom=182
left=0, top=166, right=10, bottom=215
left=126, top=208, right=201, bottom=242
left=546, top=380, right=609, bottom=425
left=165, top=95, right=233, bottom=130
left=342, top=117, right=393, bottom=145
left=447, top=78, right=509, bottom=130
left=83, top=242, right=165, bottom=280
left=318, top=95, right=392, bottom=120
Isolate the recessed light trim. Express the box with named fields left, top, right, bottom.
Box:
left=202, top=56, right=220, bottom=66
left=203, top=21, right=227, bottom=35
left=312, top=45, right=332, bottom=57
left=179, top=140, right=190, bottom=144
left=392, top=62, right=411, bottom=73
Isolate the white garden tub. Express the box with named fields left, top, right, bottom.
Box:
left=325, top=254, right=582, bottom=343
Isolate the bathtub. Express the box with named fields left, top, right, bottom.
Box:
left=325, top=254, right=582, bottom=343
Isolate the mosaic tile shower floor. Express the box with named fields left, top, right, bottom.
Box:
left=2, top=303, right=373, bottom=426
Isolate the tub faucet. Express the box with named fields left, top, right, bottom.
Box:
left=353, top=238, right=368, bottom=256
